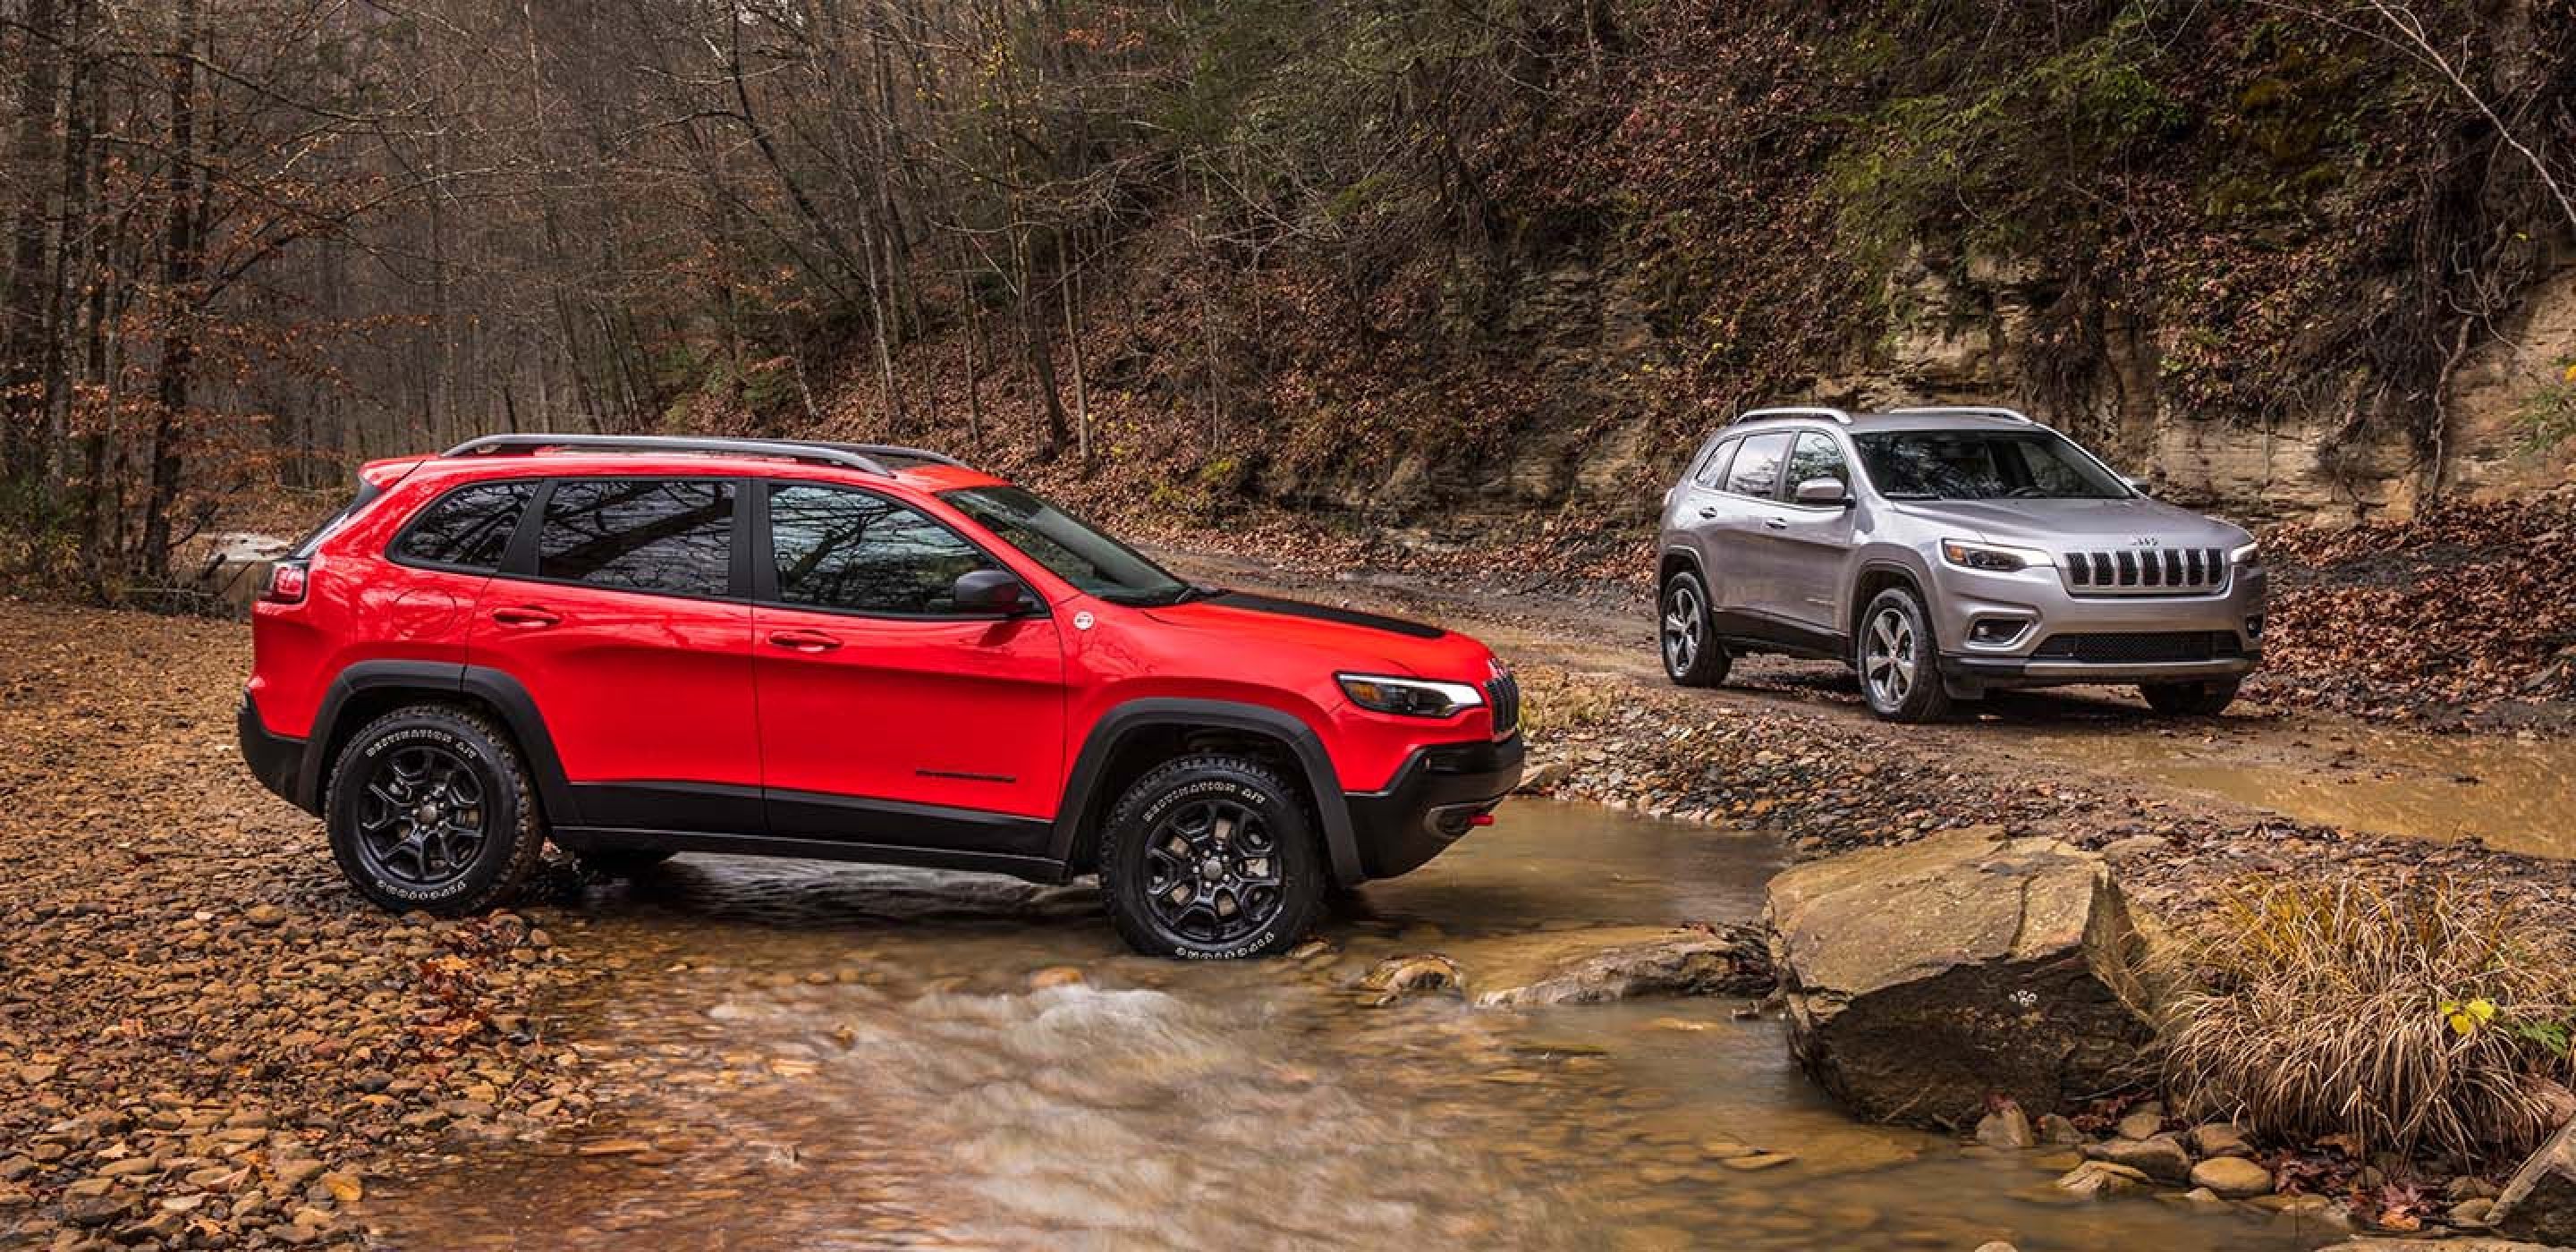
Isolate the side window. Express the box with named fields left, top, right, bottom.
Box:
left=537, top=478, right=735, bottom=597
left=1784, top=433, right=1850, bottom=495
left=1690, top=438, right=1740, bottom=489
left=1723, top=432, right=1792, bottom=498
left=391, top=481, right=532, bottom=571
left=767, top=484, right=997, bottom=615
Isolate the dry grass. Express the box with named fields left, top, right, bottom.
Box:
left=2160, top=876, right=2576, bottom=1165
left=1513, top=664, right=1621, bottom=739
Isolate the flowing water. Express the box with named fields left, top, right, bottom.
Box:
left=371, top=803, right=2319, bottom=1251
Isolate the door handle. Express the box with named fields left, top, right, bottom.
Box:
left=1697, top=506, right=1718, bottom=519
left=1764, top=517, right=1790, bottom=531
left=489, top=605, right=560, bottom=628
left=767, top=629, right=841, bottom=653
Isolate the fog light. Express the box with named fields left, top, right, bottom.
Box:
left=2244, top=614, right=2266, bottom=639
left=1969, top=617, right=2029, bottom=646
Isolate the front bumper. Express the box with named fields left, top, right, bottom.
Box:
left=238, top=692, right=311, bottom=812
left=1343, top=734, right=1524, bottom=880
left=1928, top=557, right=2266, bottom=691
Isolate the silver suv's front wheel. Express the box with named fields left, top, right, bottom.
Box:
left=1659, top=571, right=1731, bottom=687
left=1858, top=587, right=1952, bottom=723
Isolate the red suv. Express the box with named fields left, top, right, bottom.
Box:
left=237, top=436, right=1522, bottom=958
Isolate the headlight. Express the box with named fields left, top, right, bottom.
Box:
left=1337, top=673, right=1484, bottom=718
left=1939, top=538, right=2052, bottom=573
left=2229, top=541, right=2261, bottom=571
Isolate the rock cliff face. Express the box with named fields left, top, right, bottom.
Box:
left=1275, top=255, right=2574, bottom=544
left=1464, top=258, right=2576, bottom=532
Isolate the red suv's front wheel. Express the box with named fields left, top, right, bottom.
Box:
left=1099, top=754, right=1324, bottom=959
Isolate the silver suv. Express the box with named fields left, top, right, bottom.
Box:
left=1655, top=405, right=2266, bottom=722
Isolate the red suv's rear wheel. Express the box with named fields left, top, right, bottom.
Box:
left=1100, top=754, right=1323, bottom=959
left=325, top=705, right=547, bottom=915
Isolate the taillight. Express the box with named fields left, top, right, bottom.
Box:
left=262, top=561, right=309, bottom=605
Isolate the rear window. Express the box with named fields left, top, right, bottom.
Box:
left=537, top=478, right=735, bottom=597
left=390, top=481, right=533, bottom=572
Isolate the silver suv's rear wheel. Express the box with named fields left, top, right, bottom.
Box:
left=1659, top=571, right=1732, bottom=687
left=1858, top=588, right=1952, bottom=723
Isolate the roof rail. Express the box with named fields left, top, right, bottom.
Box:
left=439, top=433, right=974, bottom=477
left=1885, top=405, right=2035, bottom=424
left=809, top=442, right=970, bottom=470
left=1732, top=406, right=1853, bottom=427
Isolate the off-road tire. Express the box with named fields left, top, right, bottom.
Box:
left=325, top=705, right=547, bottom=916
left=2140, top=679, right=2241, bottom=717
left=1099, top=754, right=1324, bottom=960
left=574, top=848, right=675, bottom=879
left=1857, top=587, right=1953, bottom=723
left=1659, top=570, right=1733, bottom=687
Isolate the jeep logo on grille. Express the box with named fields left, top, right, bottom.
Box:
left=2130, top=537, right=2160, bottom=547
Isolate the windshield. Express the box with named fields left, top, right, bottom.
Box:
left=1852, top=430, right=2131, bottom=501
left=940, top=485, right=1199, bottom=605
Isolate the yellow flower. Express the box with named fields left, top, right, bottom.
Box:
left=2442, top=998, right=2496, bottom=1036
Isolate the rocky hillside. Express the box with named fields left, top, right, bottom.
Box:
left=717, top=3, right=2576, bottom=545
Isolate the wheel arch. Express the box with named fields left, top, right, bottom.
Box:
left=301, top=662, right=577, bottom=824
left=1849, top=556, right=1933, bottom=648
left=1053, top=699, right=1360, bottom=885
left=1657, top=545, right=1705, bottom=591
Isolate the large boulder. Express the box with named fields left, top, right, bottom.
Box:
left=1764, top=829, right=2157, bottom=1129
left=2492, top=1120, right=2576, bottom=1246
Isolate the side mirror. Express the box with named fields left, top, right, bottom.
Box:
left=1792, top=477, right=1852, bottom=507
left=953, top=569, right=1031, bottom=614
left=2122, top=476, right=2152, bottom=496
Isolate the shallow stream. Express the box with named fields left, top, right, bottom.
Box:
left=373, top=802, right=2322, bottom=1250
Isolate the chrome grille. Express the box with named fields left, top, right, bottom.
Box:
left=1486, top=673, right=1521, bottom=738
left=2063, top=546, right=2227, bottom=596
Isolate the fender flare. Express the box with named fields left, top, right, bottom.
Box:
left=1656, top=544, right=1707, bottom=588
left=1052, top=698, right=1361, bottom=884
left=301, top=661, right=579, bottom=824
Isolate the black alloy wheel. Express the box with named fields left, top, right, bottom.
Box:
left=326, top=705, right=547, bottom=915
left=1100, top=754, right=1324, bottom=959
left=1140, top=794, right=1284, bottom=948
left=351, top=740, right=491, bottom=892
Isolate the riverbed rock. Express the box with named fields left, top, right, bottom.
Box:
left=1975, top=1104, right=2036, bottom=1150
left=2490, top=1120, right=2576, bottom=1246
left=2188, top=1154, right=2274, bottom=1199
left=1762, top=829, right=2157, bottom=1128
left=2084, top=1133, right=2192, bottom=1183
left=2189, top=1121, right=2252, bottom=1158
left=2056, top=1160, right=2151, bottom=1198
left=1471, top=924, right=1771, bottom=1007
left=1360, top=954, right=1463, bottom=1004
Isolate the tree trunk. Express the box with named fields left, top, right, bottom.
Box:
left=1, top=0, right=66, bottom=490
left=1063, top=252, right=1090, bottom=468
left=140, top=0, right=203, bottom=584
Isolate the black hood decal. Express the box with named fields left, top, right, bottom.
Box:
left=1200, top=590, right=1447, bottom=640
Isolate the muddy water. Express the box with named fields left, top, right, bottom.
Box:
left=2000, top=715, right=2576, bottom=859
left=372, top=804, right=2311, bottom=1251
